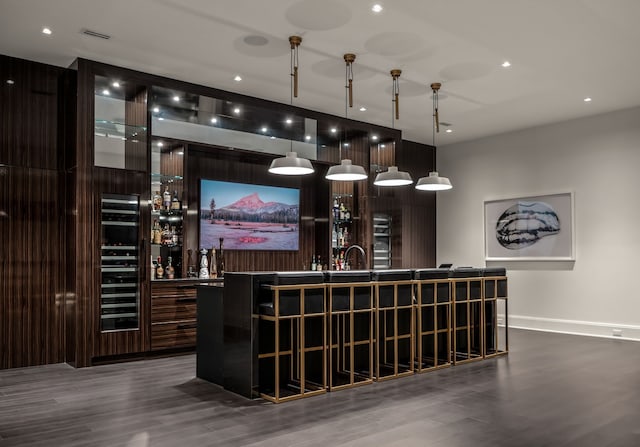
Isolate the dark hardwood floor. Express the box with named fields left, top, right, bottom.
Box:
left=1, top=329, right=639, bottom=447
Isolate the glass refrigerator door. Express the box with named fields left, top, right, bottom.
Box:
left=100, top=194, right=140, bottom=331
left=373, top=214, right=391, bottom=269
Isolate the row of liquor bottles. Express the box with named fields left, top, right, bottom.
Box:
left=152, top=186, right=182, bottom=212
left=151, top=220, right=181, bottom=246
left=308, top=251, right=353, bottom=271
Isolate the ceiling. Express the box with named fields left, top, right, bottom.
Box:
left=2, top=0, right=640, bottom=146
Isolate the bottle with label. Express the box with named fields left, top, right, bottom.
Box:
left=171, top=190, right=181, bottom=210
left=339, top=202, right=346, bottom=220
left=332, top=227, right=338, bottom=248
left=153, top=220, right=162, bottom=245
left=163, top=186, right=171, bottom=210
left=150, top=255, right=156, bottom=280
left=166, top=256, right=175, bottom=279
left=316, top=256, right=322, bottom=271
left=153, top=190, right=162, bottom=211
left=333, top=199, right=340, bottom=220
left=209, top=248, right=217, bottom=279
left=155, top=256, right=164, bottom=279
left=199, top=248, right=209, bottom=279
left=171, top=225, right=179, bottom=245
left=218, top=238, right=225, bottom=277
left=310, top=254, right=317, bottom=271
left=161, top=224, right=171, bottom=245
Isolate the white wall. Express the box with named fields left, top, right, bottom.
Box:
left=437, top=106, right=640, bottom=340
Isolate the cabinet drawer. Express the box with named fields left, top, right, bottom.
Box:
left=151, top=284, right=197, bottom=323
left=151, top=321, right=196, bottom=350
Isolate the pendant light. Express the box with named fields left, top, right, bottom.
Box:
left=268, top=36, right=314, bottom=176
left=415, top=82, right=452, bottom=191
left=325, top=53, right=368, bottom=181
left=374, top=68, right=413, bottom=187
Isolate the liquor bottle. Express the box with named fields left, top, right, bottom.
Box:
left=332, top=227, right=338, bottom=248
left=310, top=254, right=317, bottom=271
left=156, top=256, right=164, bottom=279
left=161, top=224, right=171, bottom=245
left=187, top=249, right=196, bottom=278
left=150, top=255, right=156, bottom=280
left=163, top=186, right=171, bottom=210
left=209, top=248, right=217, bottom=279
left=316, top=256, right=322, bottom=271
left=153, top=220, right=162, bottom=245
left=171, top=225, right=179, bottom=245
left=339, top=202, right=346, bottom=220
left=166, top=256, right=175, bottom=279
left=218, top=238, right=225, bottom=277
left=171, top=190, right=181, bottom=210
left=333, top=199, right=340, bottom=220
left=199, top=248, right=209, bottom=279
left=345, top=206, right=351, bottom=221
left=153, top=190, right=162, bottom=211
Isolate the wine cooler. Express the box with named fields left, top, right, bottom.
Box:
left=100, top=194, right=141, bottom=331
left=373, top=214, right=391, bottom=269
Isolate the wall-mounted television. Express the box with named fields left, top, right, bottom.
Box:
left=200, top=179, right=300, bottom=251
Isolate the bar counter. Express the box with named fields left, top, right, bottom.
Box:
left=196, top=268, right=507, bottom=401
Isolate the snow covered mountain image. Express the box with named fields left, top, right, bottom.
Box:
left=200, top=180, right=300, bottom=251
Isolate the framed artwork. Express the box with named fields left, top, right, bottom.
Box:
left=484, top=192, right=574, bottom=261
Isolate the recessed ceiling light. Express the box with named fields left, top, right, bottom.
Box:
left=152, top=107, right=160, bottom=113
left=102, top=89, right=110, bottom=95
left=372, top=135, right=378, bottom=141
left=501, top=61, right=511, bottom=68
left=233, top=107, right=241, bottom=114
left=330, top=128, right=337, bottom=133
left=173, top=95, right=180, bottom=102
left=6, top=79, right=15, bottom=85
left=211, top=117, right=218, bottom=123
left=584, top=97, right=592, bottom=102
left=42, top=27, right=52, bottom=35
left=285, top=118, right=292, bottom=124
left=445, top=129, right=453, bottom=133
left=157, top=142, right=164, bottom=147
left=261, top=127, right=268, bottom=133
left=305, top=135, right=311, bottom=141
left=359, top=106, right=367, bottom=111
left=372, top=4, right=383, bottom=13
left=234, top=75, right=242, bottom=82
left=381, top=144, right=386, bottom=148
left=112, top=81, right=120, bottom=88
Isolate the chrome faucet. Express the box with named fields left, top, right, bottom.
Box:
left=344, top=244, right=367, bottom=270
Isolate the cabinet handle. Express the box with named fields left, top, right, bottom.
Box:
left=177, top=323, right=197, bottom=330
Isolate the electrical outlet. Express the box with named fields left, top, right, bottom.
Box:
left=612, top=329, right=623, bottom=337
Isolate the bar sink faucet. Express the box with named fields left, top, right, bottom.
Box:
left=344, top=244, right=367, bottom=270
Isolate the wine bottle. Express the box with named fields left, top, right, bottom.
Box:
left=166, top=256, right=175, bottom=279
left=218, top=238, right=225, bottom=277
left=209, top=248, right=218, bottom=279
left=156, top=256, right=164, bottom=279
left=171, top=190, right=181, bottom=210
left=310, top=254, right=316, bottom=271
left=163, top=186, right=171, bottom=210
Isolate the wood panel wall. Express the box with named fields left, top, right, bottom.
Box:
left=0, top=55, right=66, bottom=369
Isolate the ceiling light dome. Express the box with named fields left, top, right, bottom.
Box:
left=325, top=159, right=367, bottom=181
left=374, top=166, right=413, bottom=186
left=415, top=171, right=452, bottom=191
left=268, top=152, right=314, bottom=175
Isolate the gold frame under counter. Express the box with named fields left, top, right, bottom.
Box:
left=258, top=282, right=327, bottom=404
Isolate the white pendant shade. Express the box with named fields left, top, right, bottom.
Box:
left=415, top=171, right=452, bottom=191
left=373, top=166, right=413, bottom=186
left=268, top=152, right=314, bottom=175
left=325, top=159, right=368, bottom=181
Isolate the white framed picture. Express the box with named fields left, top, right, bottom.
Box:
left=484, top=192, right=575, bottom=261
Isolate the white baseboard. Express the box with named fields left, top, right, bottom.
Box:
left=502, top=314, right=640, bottom=341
